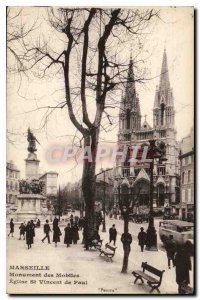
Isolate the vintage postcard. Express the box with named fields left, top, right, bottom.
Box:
left=6, top=6, right=194, bottom=294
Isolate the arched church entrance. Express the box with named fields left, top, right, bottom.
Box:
left=157, top=183, right=165, bottom=206
left=134, top=179, right=150, bottom=206
left=121, top=184, right=130, bottom=203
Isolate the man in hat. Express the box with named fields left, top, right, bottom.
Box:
left=165, top=235, right=177, bottom=269
left=42, top=220, right=51, bottom=244
left=137, top=227, right=147, bottom=252
left=109, top=224, right=117, bottom=245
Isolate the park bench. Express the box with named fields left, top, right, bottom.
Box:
left=132, top=262, right=165, bottom=294
left=99, top=243, right=117, bottom=262
left=89, top=239, right=103, bottom=250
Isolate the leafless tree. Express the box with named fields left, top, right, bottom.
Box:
left=7, top=7, right=159, bottom=247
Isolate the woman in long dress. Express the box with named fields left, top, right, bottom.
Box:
left=72, top=224, right=79, bottom=244
left=64, top=223, right=72, bottom=247
left=53, top=224, right=62, bottom=247
left=174, top=245, right=191, bottom=294
left=25, top=221, right=34, bottom=249
left=8, top=218, right=14, bottom=237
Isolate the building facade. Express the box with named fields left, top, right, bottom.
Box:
left=96, top=168, right=114, bottom=211
left=39, top=171, right=58, bottom=210
left=179, top=127, right=194, bottom=221
left=114, top=50, right=180, bottom=212
left=6, top=160, right=20, bottom=205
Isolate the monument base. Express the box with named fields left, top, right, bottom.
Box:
left=16, top=193, right=52, bottom=222
left=15, top=211, right=53, bottom=222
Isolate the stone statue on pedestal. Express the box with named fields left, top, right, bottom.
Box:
left=27, top=128, right=39, bottom=153
left=16, top=128, right=51, bottom=221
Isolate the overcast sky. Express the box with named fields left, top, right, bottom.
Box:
left=7, top=7, right=194, bottom=184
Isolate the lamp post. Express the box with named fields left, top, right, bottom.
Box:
left=145, top=140, right=167, bottom=251
left=96, top=168, right=113, bottom=233
left=58, top=185, right=61, bottom=221
left=102, top=171, right=106, bottom=232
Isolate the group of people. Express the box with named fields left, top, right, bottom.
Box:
left=8, top=218, right=36, bottom=249
left=165, top=235, right=192, bottom=294
left=8, top=217, right=192, bottom=294
left=137, top=227, right=192, bottom=294
left=41, top=216, right=80, bottom=247
left=8, top=216, right=80, bottom=249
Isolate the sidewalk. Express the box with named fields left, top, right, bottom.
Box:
left=7, top=223, right=193, bottom=294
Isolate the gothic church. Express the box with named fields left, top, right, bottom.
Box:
left=114, top=49, right=180, bottom=209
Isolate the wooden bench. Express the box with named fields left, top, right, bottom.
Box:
left=132, top=262, right=165, bottom=293
left=89, top=239, right=103, bottom=250
left=99, top=243, right=117, bottom=262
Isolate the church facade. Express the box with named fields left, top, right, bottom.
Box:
left=114, top=50, right=180, bottom=211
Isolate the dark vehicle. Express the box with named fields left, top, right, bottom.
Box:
left=159, top=220, right=194, bottom=256
left=134, top=215, right=143, bottom=223
left=163, top=214, right=175, bottom=220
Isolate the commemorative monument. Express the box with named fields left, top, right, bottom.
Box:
left=16, top=128, right=49, bottom=221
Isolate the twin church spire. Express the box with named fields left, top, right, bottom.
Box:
left=120, top=48, right=174, bottom=135
left=120, top=55, right=141, bottom=131
left=153, top=48, right=174, bottom=128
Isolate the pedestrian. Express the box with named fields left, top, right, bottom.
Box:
left=53, top=216, right=59, bottom=230
left=121, top=230, right=132, bottom=271
left=174, top=245, right=191, bottom=294
left=30, top=220, right=35, bottom=240
left=8, top=218, right=14, bottom=237
left=75, top=216, right=79, bottom=224
left=19, top=222, right=26, bottom=240
left=70, top=214, right=74, bottom=227
left=78, top=217, right=84, bottom=230
left=165, top=235, right=177, bottom=269
left=121, top=231, right=132, bottom=251
left=64, top=223, right=72, bottom=247
left=25, top=221, right=34, bottom=249
left=36, top=218, right=41, bottom=227
left=137, top=227, right=147, bottom=252
left=41, top=220, right=51, bottom=244
left=72, top=224, right=79, bottom=244
left=109, top=224, right=117, bottom=245
left=53, top=224, right=62, bottom=247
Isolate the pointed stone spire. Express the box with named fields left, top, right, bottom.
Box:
left=153, top=49, right=175, bottom=128
left=124, top=54, right=136, bottom=103
left=154, top=85, right=159, bottom=108
left=159, top=48, right=170, bottom=93
left=119, top=53, right=142, bottom=132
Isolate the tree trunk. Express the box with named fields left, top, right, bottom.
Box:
left=82, top=132, right=99, bottom=248
left=121, top=245, right=130, bottom=273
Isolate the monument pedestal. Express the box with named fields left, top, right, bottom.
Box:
left=25, top=153, right=40, bottom=180
left=15, top=129, right=53, bottom=222
left=16, top=194, right=51, bottom=222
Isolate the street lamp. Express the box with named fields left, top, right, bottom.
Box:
left=145, top=140, right=167, bottom=251
left=95, top=168, right=113, bottom=233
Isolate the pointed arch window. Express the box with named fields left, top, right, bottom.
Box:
left=182, top=172, right=185, bottom=184
left=126, top=109, right=130, bottom=129
left=160, top=102, right=165, bottom=125
left=124, top=147, right=131, bottom=167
